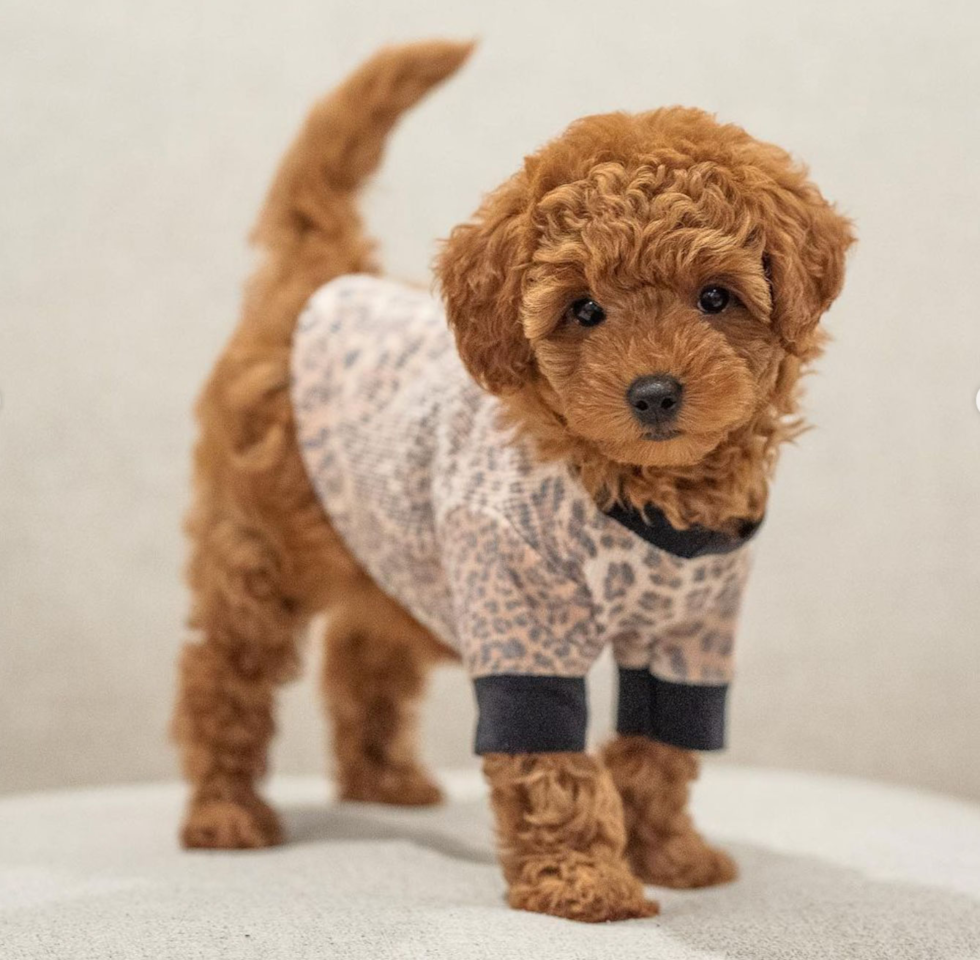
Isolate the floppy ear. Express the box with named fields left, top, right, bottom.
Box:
left=761, top=177, right=855, bottom=356
left=435, top=171, right=535, bottom=393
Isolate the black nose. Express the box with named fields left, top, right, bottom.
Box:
left=627, top=375, right=684, bottom=427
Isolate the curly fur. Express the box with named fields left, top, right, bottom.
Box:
left=436, top=110, right=853, bottom=528
left=483, top=753, right=659, bottom=921
left=173, top=39, right=853, bottom=921
left=602, top=735, right=737, bottom=888
left=173, top=40, right=473, bottom=850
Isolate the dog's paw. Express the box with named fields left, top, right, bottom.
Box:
left=628, top=831, right=737, bottom=889
left=508, top=855, right=659, bottom=923
left=181, top=794, right=283, bottom=850
left=339, top=763, right=443, bottom=806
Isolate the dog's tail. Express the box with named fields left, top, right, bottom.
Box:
left=251, top=39, right=473, bottom=267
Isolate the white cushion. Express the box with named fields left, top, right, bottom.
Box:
left=1, top=767, right=979, bottom=959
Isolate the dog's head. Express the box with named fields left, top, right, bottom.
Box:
left=436, top=108, right=853, bottom=469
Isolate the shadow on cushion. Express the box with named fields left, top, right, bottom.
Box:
left=282, top=800, right=980, bottom=958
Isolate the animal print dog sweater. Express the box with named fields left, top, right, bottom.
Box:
left=291, top=275, right=760, bottom=754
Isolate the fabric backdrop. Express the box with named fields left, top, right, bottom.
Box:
left=2, top=0, right=978, bottom=798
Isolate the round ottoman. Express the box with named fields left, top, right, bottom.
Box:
left=2, top=767, right=979, bottom=959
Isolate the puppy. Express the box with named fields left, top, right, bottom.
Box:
left=173, top=40, right=853, bottom=923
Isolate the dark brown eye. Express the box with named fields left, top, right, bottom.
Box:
left=698, top=286, right=731, bottom=314
left=566, top=298, right=606, bottom=327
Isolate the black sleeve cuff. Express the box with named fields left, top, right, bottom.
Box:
left=473, top=675, right=588, bottom=754
left=616, top=667, right=728, bottom=751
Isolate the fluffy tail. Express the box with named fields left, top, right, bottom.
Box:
left=251, top=39, right=474, bottom=266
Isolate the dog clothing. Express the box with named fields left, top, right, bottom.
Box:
left=291, top=275, right=760, bottom=753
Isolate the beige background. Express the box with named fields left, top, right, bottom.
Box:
left=2, top=0, right=978, bottom=800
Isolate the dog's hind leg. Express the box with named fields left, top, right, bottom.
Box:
left=171, top=40, right=474, bottom=847
left=602, top=735, right=737, bottom=888
left=173, top=509, right=308, bottom=849
left=322, top=578, right=454, bottom=806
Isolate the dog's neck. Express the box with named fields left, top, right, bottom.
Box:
left=500, top=354, right=808, bottom=534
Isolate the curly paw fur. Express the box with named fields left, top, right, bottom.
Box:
left=603, top=734, right=737, bottom=889
left=181, top=790, right=283, bottom=850
left=509, top=853, right=659, bottom=922
left=628, top=832, right=737, bottom=889
left=483, top=753, right=659, bottom=922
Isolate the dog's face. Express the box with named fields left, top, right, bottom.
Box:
left=437, top=108, right=853, bottom=468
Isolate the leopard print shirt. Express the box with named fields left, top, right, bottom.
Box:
left=291, top=275, right=755, bottom=751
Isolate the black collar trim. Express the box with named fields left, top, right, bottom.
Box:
left=603, top=501, right=763, bottom=558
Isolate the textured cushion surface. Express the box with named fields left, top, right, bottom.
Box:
left=2, top=767, right=979, bottom=959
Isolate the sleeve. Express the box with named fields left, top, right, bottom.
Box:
left=589, top=542, right=752, bottom=752
left=440, top=505, right=603, bottom=754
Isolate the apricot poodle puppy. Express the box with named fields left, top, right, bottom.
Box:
left=173, top=40, right=853, bottom=922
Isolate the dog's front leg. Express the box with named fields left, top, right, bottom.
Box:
left=482, top=752, right=659, bottom=922
left=602, top=735, right=737, bottom=888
